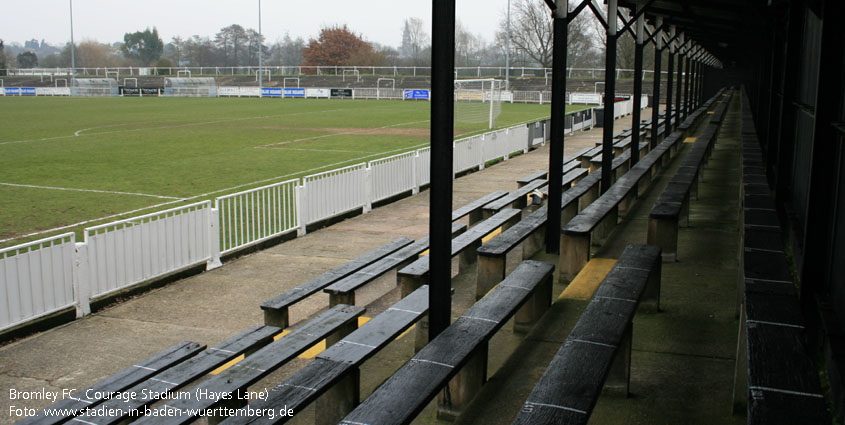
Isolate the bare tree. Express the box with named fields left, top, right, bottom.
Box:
left=494, top=0, right=598, bottom=69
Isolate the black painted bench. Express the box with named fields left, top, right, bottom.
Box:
left=516, top=171, right=548, bottom=188
left=481, top=178, right=548, bottom=219
left=397, top=208, right=522, bottom=298
left=647, top=122, right=723, bottom=261
left=339, top=260, right=555, bottom=425
left=323, top=222, right=466, bottom=306
left=477, top=171, right=603, bottom=299
left=730, top=88, right=827, bottom=423
left=134, top=305, right=364, bottom=425
left=451, top=190, right=509, bottom=225
left=219, top=285, right=432, bottom=425
left=260, top=237, right=414, bottom=327
left=16, top=341, right=205, bottom=425
left=67, top=326, right=280, bottom=425
left=559, top=128, right=687, bottom=281
left=512, top=244, right=661, bottom=425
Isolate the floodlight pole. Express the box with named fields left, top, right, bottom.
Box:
left=69, top=0, right=75, bottom=87
left=258, top=0, right=263, bottom=94
left=505, top=0, right=511, bottom=91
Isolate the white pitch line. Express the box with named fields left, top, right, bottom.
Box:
left=0, top=107, right=354, bottom=146
left=275, top=148, right=376, bottom=154
left=256, top=119, right=431, bottom=149
left=0, top=182, right=185, bottom=199
left=74, top=123, right=130, bottom=137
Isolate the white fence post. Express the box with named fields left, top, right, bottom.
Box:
left=207, top=206, right=222, bottom=270
left=364, top=167, right=373, bottom=213
left=296, top=184, right=306, bottom=236
left=73, top=242, right=91, bottom=318
left=412, top=152, right=420, bottom=195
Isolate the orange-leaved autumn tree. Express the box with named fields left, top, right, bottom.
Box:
left=301, top=25, right=384, bottom=66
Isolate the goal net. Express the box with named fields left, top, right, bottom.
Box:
left=454, top=78, right=503, bottom=132
left=72, top=78, right=119, bottom=97
left=163, top=77, right=217, bottom=97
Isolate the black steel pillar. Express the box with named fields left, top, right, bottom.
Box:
left=600, top=0, right=618, bottom=194
left=674, top=35, right=684, bottom=124
left=630, top=5, right=644, bottom=166
left=664, top=26, right=675, bottom=136
left=545, top=1, right=567, bottom=253
left=428, top=0, right=455, bottom=341
left=650, top=18, right=663, bottom=149
left=765, top=23, right=784, bottom=182
left=775, top=0, right=804, bottom=205
left=800, top=0, right=844, bottom=317
left=684, top=53, right=692, bottom=116
left=688, top=56, right=696, bottom=111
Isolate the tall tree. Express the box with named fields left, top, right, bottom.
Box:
left=17, top=51, right=38, bottom=68
left=246, top=29, right=266, bottom=66
left=121, top=27, right=164, bottom=65
left=301, top=25, right=377, bottom=66
left=0, top=39, right=6, bottom=73
left=215, top=24, right=248, bottom=66
left=269, top=34, right=305, bottom=66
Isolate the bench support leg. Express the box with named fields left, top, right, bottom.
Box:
left=468, top=209, right=483, bottom=227
left=580, top=185, right=600, bottom=212
left=604, top=322, right=633, bottom=397
left=459, top=243, right=479, bottom=276
left=560, top=233, right=590, bottom=283
left=595, top=207, right=618, bottom=245
left=326, top=317, right=359, bottom=347
left=523, top=226, right=545, bottom=260
left=641, top=258, right=662, bottom=312
left=329, top=292, right=355, bottom=308
left=477, top=255, right=506, bottom=300
left=415, top=313, right=429, bottom=352
left=399, top=274, right=427, bottom=298
left=647, top=217, right=678, bottom=262
left=438, top=342, right=488, bottom=420
left=315, top=368, right=360, bottom=425
left=561, top=202, right=578, bottom=227
left=514, top=272, right=553, bottom=333
left=263, top=307, right=289, bottom=328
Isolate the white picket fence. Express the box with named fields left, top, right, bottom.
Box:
left=0, top=100, right=657, bottom=332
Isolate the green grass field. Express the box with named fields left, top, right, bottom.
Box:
left=0, top=96, right=584, bottom=246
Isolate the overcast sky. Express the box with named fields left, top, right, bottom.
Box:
left=0, top=0, right=510, bottom=47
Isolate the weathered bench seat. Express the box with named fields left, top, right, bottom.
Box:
left=451, top=190, right=509, bottom=225
left=482, top=179, right=548, bottom=219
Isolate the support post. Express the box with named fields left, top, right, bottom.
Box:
left=545, top=0, right=568, bottom=253
left=650, top=18, right=663, bottom=149
left=664, top=26, right=675, bottom=137
left=630, top=5, right=644, bottom=166
left=601, top=0, right=618, bottom=195
left=429, top=0, right=456, bottom=342
left=675, top=33, right=684, bottom=124
left=775, top=1, right=804, bottom=205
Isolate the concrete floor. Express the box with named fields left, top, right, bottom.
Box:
left=0, top=103, right=749, bottom=425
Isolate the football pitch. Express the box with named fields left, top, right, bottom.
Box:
left=0, top=96, right=582, bottom=246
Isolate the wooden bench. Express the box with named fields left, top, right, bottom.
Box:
left=451, top=190, right=509, bottom=225
left=397, top=208, right=522, bottom=298
left=481, top=178, right=548, bottom=219
left=323, top=222, right=466, bottom=306
left=536, top=167, right=589, bottom=199
left=560, top=130, right=684, bottom=281
left=67, top=326, right=280, bottom=425
left=219, top=285, right=431, bottom=425
left=135, top=305, right=364, bottom=425
left=516, top=171, right=548, bottom=188
left=16, top=341, right=205, bottom=425
left=511, top=244, right=661, bottom=425
left=647, top=123, right=722, bottom=261
left=260, top=237, right=414, bottom=327
left=477, top=171, right=603, bottom=300
left=565, top=146, right=594, bottom=164
left=339, top=260, right=555, bottom=425
left=730, top=88, right=827, bottom=423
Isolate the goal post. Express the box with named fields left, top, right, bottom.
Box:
left=454, top=78, right=503, bottom=130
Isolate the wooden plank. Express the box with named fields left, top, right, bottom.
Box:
left=72, top=326, right=280, bottom=425
left=483, top=179, right=548, bottom=213
left=324, top=222, right=465, bottom=295
left=451, top=191, right=509, bottom=221
left=219, top=286, right=431, bottom=425
left=261, top=238, right=414, bottom=313
left=135, top=305, right=364, bottom=425
left=18, top=341, right=204, bottom=425
left=517, top=171, right=548, bottom=186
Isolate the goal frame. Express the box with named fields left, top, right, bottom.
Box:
left=454, top=78, right=503, bottom=129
